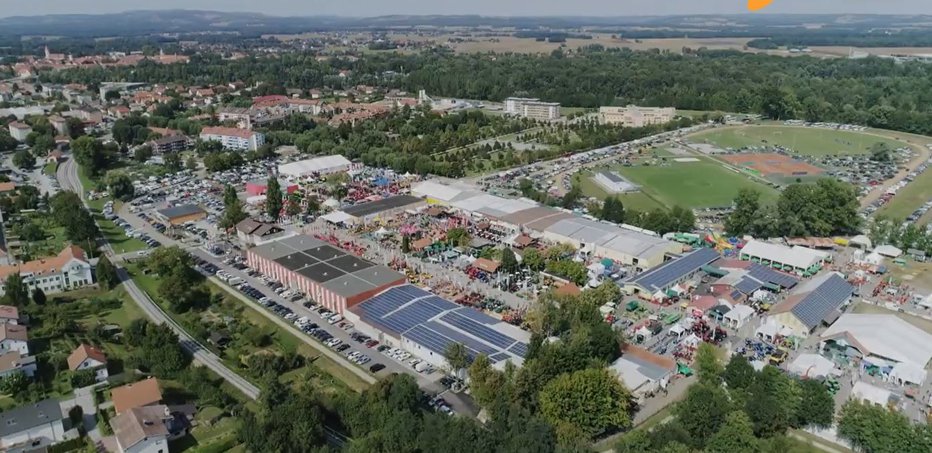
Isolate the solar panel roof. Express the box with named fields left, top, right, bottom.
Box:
left=748, top=263, right=799, bottom=289
left=628, top=248, right=720, bottom=292
left=350, top=284, right=530, bottom=365
left=790, top=274, right=854, bottom=329
left=342, top=195, right=422, bottom=218
left=735, top=277, right=763, bottom=295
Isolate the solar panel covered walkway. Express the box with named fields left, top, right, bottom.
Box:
left=349, top=285, right=531, bottom=366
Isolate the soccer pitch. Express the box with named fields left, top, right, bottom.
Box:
left=688, top=125, right=904, bottom=156
left=584, top=160, right=778, bottom=209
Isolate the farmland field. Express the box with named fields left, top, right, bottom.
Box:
left=581, top=160, right=778, bottom=209
left=688, top=125, right=904, bottom=156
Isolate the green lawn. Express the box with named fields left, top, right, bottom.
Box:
left=688, top=125, right=904, bottom=156
left=576, top=172, right=665, bottom=211
left=96, top=214, right=149, bottom=253
left=585, top=160, right=778, bottom=209
left=44, top=161, right=58, bottom=176
left=877, top=170, right=932, bottom=222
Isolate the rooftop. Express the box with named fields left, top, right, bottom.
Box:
left=0, top=304, right=18, bottom=320
left=156, top=204, right=206, bottom=220
left=626, top=248, right=720, bottom=292
left=821, top=314, right=932, bottom=367
left=740, top=239, right=826, bottom=270
left=67, top=344, right=107, bottom=371
left=111, top=405, right=171, bottom=450
left=200, top=126, right=257, bottom=139
left=0, top=245, right=87, bottom=282
left=0, top=323, right=28, bottom=342
left=278, top=155, right=352, bottom=176
left=342, top=195, right=423, bottom=218
left=111, top=378, right=163, bottom=414
left=771, top=272, right=853, bottom=330
left=0, top=399, right=64, bottom=437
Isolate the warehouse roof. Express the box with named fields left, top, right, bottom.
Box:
left=156, top=204, right=205, bottom=220
left=627, top=248, right=720, bottom=292
left=411, top=179, right=476, bottom=203
left=821, top=314, right=932, bottom=367
left=546, top=217, right=673, bottom=260
left=251, top=235, right=404, bottom=294
left=278, top=155, right=351, bottom=176
left=342, top=195, right=422, bottom=218
left=740, top=240, right=825, bottom=270
left=772, top=272, right=853, bottom=330
left=350, top=285, right=530, bottom=366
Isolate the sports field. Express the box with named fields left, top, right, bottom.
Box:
left=582, top=160, right=778, bottom=209
left=688, top=126, right=904, bottom=156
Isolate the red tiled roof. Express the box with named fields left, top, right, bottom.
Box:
left=0, top=305, right=18, bottom=320
left=200, top=126, right=256, bottom=139
left=67, top=344, right=108, bottom=370
left=111, top=378, right=163, bottom=414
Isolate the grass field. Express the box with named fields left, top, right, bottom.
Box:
left=688, top=126, right=904, bottom=156
left=584, top=160, right=778, bottom=209
left=576, top=172, right=664, bottom=212
left=878, top=170, right=932, bottom=222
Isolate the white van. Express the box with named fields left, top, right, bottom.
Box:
left=228, top=277, right=244, bottom=286
left=328, top=314, right=343, bottom=325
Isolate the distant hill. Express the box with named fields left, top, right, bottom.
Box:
left=1, top=10, right=932, bottom=39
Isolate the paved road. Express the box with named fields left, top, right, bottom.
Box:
left=57, top=156, right=261, bottom=401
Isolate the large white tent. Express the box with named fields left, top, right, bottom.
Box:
left=787, top=353, right=837, bottom=379
left=821, top=314, right=932, bottom=370
left=278, top=155, right=352, bottom=177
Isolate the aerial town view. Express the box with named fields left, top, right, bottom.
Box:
left=1, top=1, right=932, bottom=452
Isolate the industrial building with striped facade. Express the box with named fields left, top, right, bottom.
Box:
left=245, top=235, right=406, bottom=314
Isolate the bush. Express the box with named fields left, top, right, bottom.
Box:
left=71, top=369, right=98, bottom=388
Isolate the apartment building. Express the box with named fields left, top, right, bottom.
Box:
left=8, top=122, right=32, bottom=142
left=503, top=97, right=561, bottom=121
left=147, top=135, right=191, bottom=154
left=0, top=246, right=94, bottom=297
left=599, top=105, right=676, bottom=128
left=199, top=126, right=265, bottom=151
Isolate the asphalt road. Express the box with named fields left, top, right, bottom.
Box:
left=57, top=156, right=261, bottom=400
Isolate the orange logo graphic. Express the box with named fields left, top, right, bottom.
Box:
left=748, top=0, right=774, bottom=10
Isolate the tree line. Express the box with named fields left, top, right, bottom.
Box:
left=724, top=179, right=861, bottom=238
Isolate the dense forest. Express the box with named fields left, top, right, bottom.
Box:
left=39, top=47, right=932, bottom=136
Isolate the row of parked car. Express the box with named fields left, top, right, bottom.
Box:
left=135, top=211, right=168, bottom=234
left=105, top=202, right=162, bottom=249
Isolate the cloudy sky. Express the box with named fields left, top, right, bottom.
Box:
left=1, top=0, right=929, bottom=17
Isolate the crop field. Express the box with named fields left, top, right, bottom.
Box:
left=581, top=159, right=778, bottom=209
left=688, top=126, right=904, bottom=156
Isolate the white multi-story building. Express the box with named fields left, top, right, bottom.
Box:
left=599, top=105, right=676, bottom=128
left=0, top=399, right=65, bottom=450
left=8, top=122, right=32, bottom=142
left=504, top=97, right=561, bottom=121
left=0, top=246, right=95, bottom=297
left=199, top=126, right=265, bottom=151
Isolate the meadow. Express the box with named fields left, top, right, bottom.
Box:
left=688, top=125, right=904, bottom=156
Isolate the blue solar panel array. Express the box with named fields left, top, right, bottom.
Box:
left=441, top=312, right=517, bottom=349
left=630, top=248, right=720, bottom=292
left=748, top=263, right=799, bottom=289
left=791, top=274, right=854, bottom=329
left=351, top=284, right=529, bottom=363
left=729, top=289, right=744, bottom=300
left=735, top=277, right=764, bottom=295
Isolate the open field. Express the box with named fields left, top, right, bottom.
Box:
left=267, top=32, right=757, bottom=55
left=878, top=169, right=932, bottom=222
left=575, top=172, right=664, bottom=212
left=887, top=261, right=932, bottom=294
left=585, top=160, right=778, bottom=209
left=807, top=46, right=932, bottom=58
left=688, top=126, right=904, bottom=156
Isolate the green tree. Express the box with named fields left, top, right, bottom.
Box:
left=12, top=149, right=34, bottom=169
left=723, top=354, right=756, bottom=390
left=706, top=411, right=761, bottom=453
left=3, top=273, right=30, bottom=306
left=401, top=235, right=411, bottom=253
left=70, top=369, right=98, bottom=388
left=219, top=184, right=247, bottom=230
left=95, top=255, right=119, bottom=290
left=105, top=171, right=135, bottom=201
left=522, top=247, right=544, bottom=271
left=725, top=188, right=761, bottom=237
left=538, top=367, right=631, bottom=442
left=31, top=287, right=46, bottom=306
left=133, top=145, right=153, bottom=162
left=444, top=342, right=471, bottom=375
left=0, top=371, right=29, bottom=397
left=675, top=383, right=733, bottom=448
left=265, top=178, right=283, bottom=221
left=71, top=136, right=111, bottom=176
left=500, top=248, right=518, bottom=273
left=185, top=156, right=198, bottom=171
left=600, top=196, right=626, bottom=223
left=163, top=151, right=182, bottom=172
left=796, top=378, right=834, bottom=429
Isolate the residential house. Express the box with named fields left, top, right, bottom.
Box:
left=0, top=399, right=66, bottom=450
left=235, top=219, right=287, bottom=246
left=111, top=378, right=163, bottom=414
left=0, top=351, right=37, bottom=378
left=8, top=122, right=32, bottom=142
left=0, top=305, right=19, bottom=324
left=0, top=246, right=95, bottom=297
left=108, top=105, right=131, bottom=119
left=111, top=405, right=187, bottom=453
left=48, top=115, right=68, bottom=135
left=0, top=324, right=28, bottom=355
left=67, top=344, right=109, bottom=382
